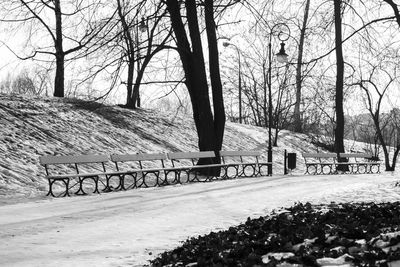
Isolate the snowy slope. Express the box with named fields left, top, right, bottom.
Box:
left=0, top=93, right=373, bottom=203
left=1, top=94, right=399, bottom=267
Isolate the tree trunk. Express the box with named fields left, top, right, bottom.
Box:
left=185, top=0, right=216, bottom=152
left=117, top=0, right=136, bottom=109
left=166, top=0, right=224, bottom=175
left=294, top=0, right=310, bottom=133
left=334, top=0, right=345, bottom=152
left=126, top=63, right=135, bottom=108
left=205, top=0, right=225, bottom=158
left=373, top=114, right=396, bottom=171
left=334, top=0, right=347, bottom=170
left=53, top=0, right=64, bottom=97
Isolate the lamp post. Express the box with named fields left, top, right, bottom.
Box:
left=135, top=17, right=148, bottom=107
left=267, top=23, right=290, bottom=175
left=222, top=41, right=242, bottom=124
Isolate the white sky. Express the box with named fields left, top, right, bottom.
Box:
left=0, top=1, right=399, bottom=114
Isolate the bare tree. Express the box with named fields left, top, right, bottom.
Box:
left=165, top=0, right=232, bottom=171
left=293, top=0, right=311, bottom=133
left=334, top=0, right=346, bottom=165
left=383, top=0, right=400, bottom=26
left=351, top=57, right=400, bottom=171
left=115, top=0, right=173, bottom=109
left=1, top=0, right=114, bottom=97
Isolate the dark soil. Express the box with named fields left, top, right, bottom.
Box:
left=150, top=202, right=400, bottom=267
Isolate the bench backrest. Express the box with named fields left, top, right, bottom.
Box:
left=39, top=154, right=109, bottom=165
left=220, top=150, right=261, bottom=157
left=220, top=150, right=261, bottom=164
left=167, top=151, right=216, bottom=166
left=167, top=151, right=215, bottom=160
left=339, top=153, right=371, bottom=158
left=302, top=153, right=337, bottom=158
left=111, top=153, right=167, bottom=162
left=39, top=154, right=109, bottom=175
left=110, top=153, right=167, bottom=170
left=302, top=153, right=336, bottom=164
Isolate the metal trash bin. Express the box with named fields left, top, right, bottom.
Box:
left=287, top=153, right=296, bottom=170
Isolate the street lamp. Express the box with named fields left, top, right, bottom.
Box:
left=138, top=17, right=148, bottom=33
left=223, top=41, right=243, bottom=123
left=267, top=23, right=290, bottom=175
left=135, top=17, right=148, bottom=107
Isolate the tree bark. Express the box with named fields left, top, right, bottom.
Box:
left=205, top=0, right=226, bottom=154
left=383, top=0, right=400, bottom=27
left=126, top=64, right=135, bottom=108
left=334, top=0, right=345, bottom=153
left=334, top=0, right=347, bottom=169
left=294, top=0, right=310, bottom=133
left=53, top=0, right=64, bottom=97
left=117, top=0, right=136, bottom=109
left=165, top=0, right=225, bottom=174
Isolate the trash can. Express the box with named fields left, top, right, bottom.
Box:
left=287, top=153, right=296, bottom=170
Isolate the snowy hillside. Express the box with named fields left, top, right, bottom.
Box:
left=0, top=93, right=369, bottom=204
left=2, top=94, right=400, bottom=267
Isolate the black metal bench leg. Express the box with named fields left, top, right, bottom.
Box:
left=74, top=176, right=99, bottom=195
left=92, top=176, right=100, bottom=194
left=47, top=178, right=70, bottom=197
left=103, top=175, right=115, bottom=192
left=64, top=179, right=70, bottom=197
left=75, top=177, right=87, bottom=195
left=46, top=179, right=54, bottom=197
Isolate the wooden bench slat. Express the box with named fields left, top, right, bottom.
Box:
left=302, top=153, right=336, bottom=158
left=110, top=153, right=167, bottom=162
left=39, top=154, right=109, bottom=165
left=220, top=150, right=261, bottom=157
left=339, top=153, right=372, bottom=158
left=167, top=151, right=215, bottom=160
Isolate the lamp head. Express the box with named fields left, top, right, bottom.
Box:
left=276, top=42, right=289, bottom=63
left=139, top=17, right=147, bottom=33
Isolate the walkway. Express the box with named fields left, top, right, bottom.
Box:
left=0, top=174, right=398, bottom=266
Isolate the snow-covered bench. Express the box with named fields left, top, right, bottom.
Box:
left=338, top=153, right=380, bottom=174
left=302, top=153, right=337, bottom=175
left=39, top=154, right=123, bottom=197
left=219, top=150, right=272, bottom=178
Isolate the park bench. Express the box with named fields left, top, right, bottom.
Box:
left=302, top=153, right=337, bottom=175
left=39, top=154, right=122, bottom=197
left=110, top=152, right=175, bottom=188
left=41, top=150, right=271, bottom=197
left=219, top=150, right=272, bottom=178
left=166, top=151, right=223, bottom=183
left=111, top=151, right=222, bottom=187
left=338, top=153, right=380, bottom=174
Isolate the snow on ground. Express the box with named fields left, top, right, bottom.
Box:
left=0, top=94, right=399, bottom=266
left=1, top=173, right=399, bottom=267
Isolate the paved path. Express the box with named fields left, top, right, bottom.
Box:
left=0, top=174, right=398, bottom=267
